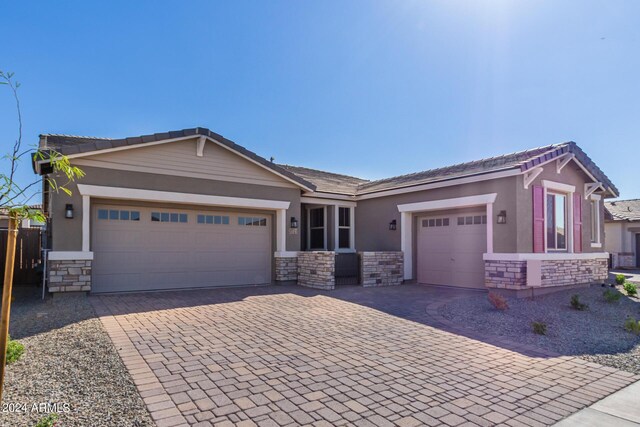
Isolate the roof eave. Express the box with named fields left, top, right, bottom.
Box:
left=35, top=129, right=316, bottom=191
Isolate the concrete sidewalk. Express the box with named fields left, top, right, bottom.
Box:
left=554, top=379, right=640, bottom=426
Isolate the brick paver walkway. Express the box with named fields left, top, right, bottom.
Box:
left=91, top=285, right=639, bottom=427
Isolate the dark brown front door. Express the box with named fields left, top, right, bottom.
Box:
left=636, top=234, right=640, bottom=267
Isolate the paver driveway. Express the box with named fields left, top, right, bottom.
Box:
left=92, top=285, right=639, bottom=427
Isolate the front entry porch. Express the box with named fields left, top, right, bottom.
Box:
left=275, top=251, right=403, bottom=290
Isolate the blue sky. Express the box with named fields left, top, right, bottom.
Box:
left=1, top=0, right=639, bottom=199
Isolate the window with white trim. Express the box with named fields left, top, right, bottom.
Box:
left=590, top=196, right=601, bottom=245
left=308, top=207, right=325, bottom=250
left=546, top=192, right=567, bottom=250
left=338, top=207, right=351, bottom=249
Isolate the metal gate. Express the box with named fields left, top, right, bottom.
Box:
left=335, top=253, right=360, bottom=285
left=0, top=227, right=42, bottom=287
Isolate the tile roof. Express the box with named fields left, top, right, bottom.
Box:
left=37, top=128, right=618, bottom=198
left=39, top=128, right=316, bottom=191
left=605, top=199, right=640, bottom=221
left=357, top=144, right=559, bottom=194
left=277, top=165, right=369, bottom=196
left=356, top=142, right=617, bottom=196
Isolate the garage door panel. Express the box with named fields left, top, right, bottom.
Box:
left=417, top=212, right=486, bottom=289
left=421, top=253, right=452, bottom=270
left=94, top=230, right=148, bottom=250
left=92, top=205, right=272, bottom=293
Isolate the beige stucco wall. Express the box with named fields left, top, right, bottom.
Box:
left=49, top=165, right=302, bottom=252
left=605, top=222, right=624, bottom=254
left=515, top=163, right=606, bottom=253
left=605, top=220, right=639, bottom=267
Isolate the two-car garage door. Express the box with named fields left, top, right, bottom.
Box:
left=92, top=204, right=272, bottom=293
left=417, top=212, right=487, bottom=289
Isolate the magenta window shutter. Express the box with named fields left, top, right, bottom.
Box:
left=573, top=193, right=583, bottom=253
left=532, top=185, right=545, bottom=253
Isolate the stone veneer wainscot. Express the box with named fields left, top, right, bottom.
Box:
left=297, top=251, right=335, bottom=290
left=360, top=252, right=404, bottom=287
left=48, top=259, right=92, bottom=292
left=275, top=255, right=298, bottom=282
left=485, top=260, right=527, bottom=289
left=485, top=257, right=608, bottom=292
left=540, top=258, right=608, bottom=287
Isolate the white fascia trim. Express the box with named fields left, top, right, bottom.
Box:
left=77, top=184, right=291, bottom=210
left=397, top=193, right=497, bottom=213
left=48, top=251, right=94, bottom=261
left=82, top=195, right=90, bottom=252
left=357, top=169, right=518, bottom=201
left=301, top=192, right=356, bottom=201
left=542, top=180, right=575, bottom=194
left=300, top=197, right=357, bottom=207
left=400, top=212, right=412, bottom=280
left=483, top=252, right=609, bottom=261
left=52, top=136, right=196, bottom=160
left=274, top=251, right=298, bottom=258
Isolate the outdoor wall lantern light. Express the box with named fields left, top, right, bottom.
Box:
left=290, top=216, right=298, bottom=229
left=389, top=219, right=397, bottom=231
left=65, top=204, right=74, bottom=219
left=497, top=210, right=507, bottom=224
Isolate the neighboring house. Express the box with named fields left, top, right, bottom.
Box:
left=33, top=127, right=616, bottom=296
left=0, top=205, right=45, bottom=229
left=605, top=199, right=640, bottom=268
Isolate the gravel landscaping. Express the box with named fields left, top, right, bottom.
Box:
left=439, top=284, right=640, bottom=374
left=2, top=288, right=153, bottom=427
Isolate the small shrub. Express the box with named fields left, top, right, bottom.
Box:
left=532, top=321, right=547, bottom=335
left=623, top=282, right=637, bottom=297
left=35, top=413, right=58, bottom=427
left=615, top=274, right=626, bottom=285
left=603, top=289, right=621, bottom=303
left=624, top=316, right=640, bottom=335
left=6, top=335, right=24, bottom=364
left=570, top=294, right=588, bottom=311
left=488, top=292, right=509, bottom=311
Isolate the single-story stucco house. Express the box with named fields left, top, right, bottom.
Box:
left=605, top=199, right=640, bottom=268
left=33, top=127, right=617, bottom=296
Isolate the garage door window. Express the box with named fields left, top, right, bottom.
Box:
left=457, top=215, right=487, bottom=226
left=197, top=215, right=230, bottom=225
left=98, top=209, right=140, bottom=221
left=239, top=217, right=267, bottom=226
left=422, top=218, right=450, bottom=227
left=151, top=212, right=189, bottom=223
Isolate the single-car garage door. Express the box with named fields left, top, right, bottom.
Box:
left=92, top=204, right=272, bottom=293
left=417, top=212, right=487, bottom=289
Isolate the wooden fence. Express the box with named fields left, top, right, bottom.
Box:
left=0, top=228, right=42, bottom=286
